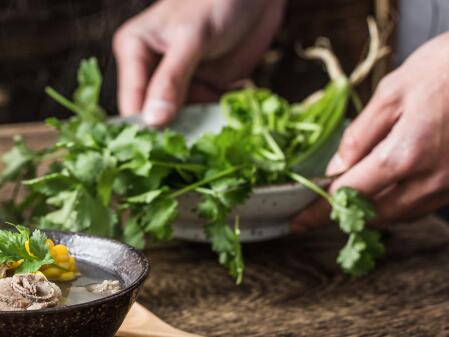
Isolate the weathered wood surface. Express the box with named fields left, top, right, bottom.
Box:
left=2, top=123, right=449, bottom=337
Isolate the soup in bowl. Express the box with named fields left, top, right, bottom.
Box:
left=0, top=230, right=150, bottom=337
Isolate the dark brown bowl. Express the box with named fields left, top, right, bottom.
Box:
left=0, top=231, right=150, bottom=337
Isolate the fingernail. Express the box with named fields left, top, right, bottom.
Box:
left=326, top=153, right=348, bottom=176
left=142, top=99, right=176, bottom=126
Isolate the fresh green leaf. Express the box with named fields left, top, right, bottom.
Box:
left=140, top=195, right=178, bottom=241
left=0, top=224, right=54, bottom=274
left=73, top=57, right=105, bottom=122
left=331, top=187, right=376, bottom=233
left=205, top=217, right=244, bottom=284
left=163, top=130, right=189, bottom=160
left=0, top=55, right=385, bottom=284
left=24, top=173, right=75, bottom=196
left=337, top=229, right=384, bottom=277
left=40, top=187, right=117, bottom=237
left=123, top=216, right=145, bottom=249
left=127, top=189, right=165, bottom=204
left=0, top=136, right=36, bottom=188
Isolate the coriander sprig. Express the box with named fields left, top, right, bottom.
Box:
left=0, top=55, right=385, bottom=283
left=289, top=173, right=384, bottom=276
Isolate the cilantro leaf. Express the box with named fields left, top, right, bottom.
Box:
left=140, top=195, right=178, bottom=241
left=0, top=136, right=36, bottom=188
left=331, top=187, right=376, bottom=233
left=0, top=224, right=54, bottom=274
left=40, top=187, right=117, bottom=237
left=0, top=56, right=385, bottom=284
left=198, top=191, right=245, bottom=284
left=24, top=173, right=75, bottom=196
left=204, top=217, right=244, bottom=284
left=73, top=57, right=105, bottom=122
left=162, top=130, right=189, bottom=160
left=123, top=216, right=145, bottom=249
left=127, top=189, right=165, bottom=204
left=337, top=230, right=384, bottom=277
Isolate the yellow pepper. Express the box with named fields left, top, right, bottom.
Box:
left=9, top=260, right=23, bottom=269
left=8, top=239, right=78, bottom=282
left=41, top=241, right=78, bottom=282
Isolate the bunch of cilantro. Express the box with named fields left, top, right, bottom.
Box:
left=0, top=58, right=384, bottom=283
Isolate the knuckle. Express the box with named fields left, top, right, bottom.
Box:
left=373, top=146, right=408, bottom=177
left=112, top=26, right=130, bottom=55
left=399, top=136, right=425, bottom=172
left=175, top=21, right=210, bottom=43
left=339, top=127, right=361, bottom=162
left=396, top=150, right=419, bottom=175
left=377, top=155, right=399, bottom=173
left=374, top=73, right=401, bottom=105
left=374, top=133, right=422, bottom=178
left=340, top=127, right=358, bottom=151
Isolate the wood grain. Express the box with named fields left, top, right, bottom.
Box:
left=2, top=123, right=449, bottom=337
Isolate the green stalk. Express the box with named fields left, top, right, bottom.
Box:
left=170, top=166, right=241, bottom=198
left=45, top=87, right=83, bottom=116
left=290, top=78, right=349, bottom=167
left=262, top=130, right=285, bottom=160
left=287, top=122, right=321, bottom=132
left=151, top=161, right=206, bottom=173
left=288, top=172, right=360, bottom=219
left=247, top=90, right=263, bottom=133
left=233, top=215, right=243, bottom=285
left=288, top=172, right=331, bottom=203
left=350, top=88, right=363, bottom=114
left=258, top=148, right=283, bottom=161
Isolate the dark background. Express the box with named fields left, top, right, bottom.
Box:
left=0, top=0, right=392, bottom=124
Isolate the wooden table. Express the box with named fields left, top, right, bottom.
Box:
left=2, top=123, right=449, bottom=336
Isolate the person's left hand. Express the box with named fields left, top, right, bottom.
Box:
left=292, top=31, right=449, bottom=232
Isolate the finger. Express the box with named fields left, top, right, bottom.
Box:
left=142, top=34, right=204, bottom=126
left=327, top=77, right=402, bottom=175
left=371, top=176, right=449, bottom=226
left=113, top=30, right=158, bottom=117
left=329, top=118, right=419, bottom=197
left=291, top=198, right=332, bottom=234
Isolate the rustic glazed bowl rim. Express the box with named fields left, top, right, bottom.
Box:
left=175, top=177, right=331, bottom=198
left=252, top=177, right=330, bottom=194
left=0, top=230, right=150, bottom=315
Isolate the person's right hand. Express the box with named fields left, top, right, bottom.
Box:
left=113, top=0, right=285, bottom=126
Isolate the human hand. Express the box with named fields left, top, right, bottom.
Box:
left=113, top=0, right=285, bottom=126
left=292, top=32, right=449, bottom=231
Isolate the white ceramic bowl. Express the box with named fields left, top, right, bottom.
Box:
left=173, top=179, right=330, bottom=242
left=115, top=103, right=343, bottom=242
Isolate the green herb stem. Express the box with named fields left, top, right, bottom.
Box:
left=350, top=88, right=363, bottom=114
left=170, top=166, right=241, bottom=198
left=45, top=87, right=84, bottom=116
left=262, top=130, right=285, bottom=160
left=151, top=161, right=205, bottom=173
left=288, top=172, right=332, bottom=203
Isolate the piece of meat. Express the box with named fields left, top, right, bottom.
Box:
left=0, top=273, right=62, bottom=311
left=86, top=280, right=121, bottom=295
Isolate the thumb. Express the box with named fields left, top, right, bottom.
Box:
left=326, top=82, right=401, bottom=176
left=142, top=35, right=203, bottom=126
